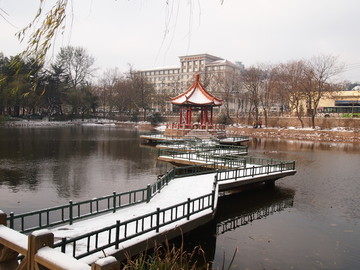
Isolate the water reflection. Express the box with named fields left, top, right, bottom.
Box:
left=0, top=126, right=171, bottom=213
left=249, top=137, right=360, bottom=153
left=211, top=137, right=360, bottom=269
left=216, top=187, right=294, bottom=235
left=180, top=186, right=295, bottom=267
left=1, top=127, right=360, bottom=269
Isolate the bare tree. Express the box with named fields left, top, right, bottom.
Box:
left=259, top=64, right=280, bottom=127
left=97, top=68, right=122, bottom=118
left=113, top=78, right=133, bottom=114
left=55, top=46, right=95, bottom=89
left=211, top=70, right=241, bottom=121
left=241, top=66, right=264, bottom=126
left=278, top=60, right=307, bottom=128
left=302, top=55, right=343, bottom=128
left=128, top=67, right=154, bottom=121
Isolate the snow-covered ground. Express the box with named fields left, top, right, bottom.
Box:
left=1, top=119, right=152, bottom=128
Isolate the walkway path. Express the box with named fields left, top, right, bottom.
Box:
left=50, top=173, right=217, bottom=264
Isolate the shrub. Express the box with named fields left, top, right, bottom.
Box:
left=131, top=113, right=139, bottom=122
left=342, top=113, right=360, bottom=118
left=217, top=113, right=232, bottom=125
left=147, top=112, right=164, bottom=125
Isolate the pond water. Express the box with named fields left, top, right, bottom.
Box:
left=0, top=125, right=359, bottom=269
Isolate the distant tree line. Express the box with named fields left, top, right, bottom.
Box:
left=0, top=46, right=154, bottom=121
left=207, top=54, right=346, bottom=128
left=1, top=46, right=350, bottom=128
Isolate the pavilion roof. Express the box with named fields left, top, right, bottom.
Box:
left=170, top=74, right=223, bottom=106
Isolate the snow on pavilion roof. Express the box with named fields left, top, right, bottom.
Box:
left=170, top=74, right=223, bottom=106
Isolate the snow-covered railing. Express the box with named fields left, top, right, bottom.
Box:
left=53, top=191, right=216, bottom=260
left=7, top=188, right=148, bottom=233
left=216, top=161, right=296, bottom=182
left=219, top=136, right=250, bottom=143
left=157, top=141, right=248, bottom=154
left=140, top=133, right=185, bottom=141
left=0, top=212, right=120, bottom=269
left=158, top=148, right=248, bottom=167
left=6, top=164, right=218, bottom=234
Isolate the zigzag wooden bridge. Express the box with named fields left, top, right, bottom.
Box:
left=0, top=137, right=296, bottom=269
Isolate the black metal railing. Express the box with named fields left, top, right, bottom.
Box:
left=53, top=191, right=215, bottom=259
left=216, top=161, right=296, bottom=181
left=6, top=164, right=218, bottom=233
left=7, top=189, right=147, bottom=233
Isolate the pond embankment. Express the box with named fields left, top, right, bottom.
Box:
left=226, top=126, right=360, bottom=144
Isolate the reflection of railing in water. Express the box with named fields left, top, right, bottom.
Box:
left=216, top=198, right=294, bottom=235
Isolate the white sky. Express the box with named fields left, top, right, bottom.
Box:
left=1, top=0, right=360, bottom=82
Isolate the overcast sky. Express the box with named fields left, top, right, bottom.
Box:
left=1, top=0, right=359, bottom=82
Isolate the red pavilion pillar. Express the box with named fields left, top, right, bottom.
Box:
left=179, top=108, right=183, bottom=129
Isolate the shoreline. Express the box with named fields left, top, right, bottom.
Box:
left=0, top=119, right=154, bottom=131
left=226, top=126, right=360, bottom=144
left=1, top=120, right=359, bottom=144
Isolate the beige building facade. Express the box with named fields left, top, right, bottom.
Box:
left=138, top=53, right=244, bottom=111
left=319, top=90, right=360, bottom=107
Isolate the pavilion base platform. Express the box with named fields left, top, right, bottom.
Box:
left=164, top=128, right=226, bottom=140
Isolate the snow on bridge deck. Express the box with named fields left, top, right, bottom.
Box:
left=50, top=172, right=217, bottom=263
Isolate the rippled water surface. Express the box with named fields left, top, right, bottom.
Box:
left=0, top=126, right=359, bottom=269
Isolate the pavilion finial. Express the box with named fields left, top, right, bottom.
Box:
left=195, top=74, right=200, bottom=82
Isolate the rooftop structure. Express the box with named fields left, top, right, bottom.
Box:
left=171, top=74, right=223, bottom=106
left=171, top=74, right=223, bottom=129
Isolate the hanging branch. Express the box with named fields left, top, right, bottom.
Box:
left=16, top=0, right=68, bottom=65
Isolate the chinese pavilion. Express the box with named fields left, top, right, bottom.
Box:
left=170, top=74, right=223, bottom=130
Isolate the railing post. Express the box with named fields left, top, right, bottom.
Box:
left=113, top=191, right=117, bottom=213
left=9, top=212, right=14, bottom=229
left=91, top=256, right=120, bottom=270
left=115, top=220, right=120, bottom=249
left=211, top=190, right=215, bottom=210
left=280, top=162, right=283, bottom=172
left=146, top=184, right=151, bottom=203
left=187, top=198, right=191, bottom=220
left=28, top=229, right=54, bottom=270
left=61, top=237, right=66, bottom=253
left=69, top=201, right=73, bottom=225
left=156, top=208, right=160, bottom=233
left=252, top=166, right=255, bottom=177
left=0, top=210, right=6, bottom=226
left=293, top=161, right=296, bottom=170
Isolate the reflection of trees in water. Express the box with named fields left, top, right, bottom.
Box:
left=0, top=127, right=169, bottom=198
left=0, top=127, right=156, bottom=161
left=249, top=137, right=360, bottom=153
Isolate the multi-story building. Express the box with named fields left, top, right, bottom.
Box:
left=138, top=53, right=244, bottom=112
